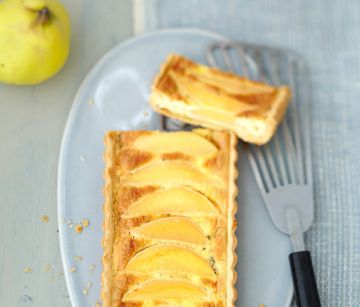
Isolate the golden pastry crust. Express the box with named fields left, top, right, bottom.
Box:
left=102, top=129, right=238, bottom=307
left=150, top=54, right=291, bottom=145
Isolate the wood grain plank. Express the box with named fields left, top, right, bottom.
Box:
left=0, top=1, right=133, bottom=306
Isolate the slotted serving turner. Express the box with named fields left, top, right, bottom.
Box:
left=206, top=42, right=321, bottom=307
left=161, top=41, right=321, bottom=306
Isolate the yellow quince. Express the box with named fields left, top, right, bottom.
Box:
left=0, top=0, right=70, bottom=85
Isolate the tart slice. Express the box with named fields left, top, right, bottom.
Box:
left=102, top=129, right=238, bottom=306
left=150, top=54, right=291, bottom=145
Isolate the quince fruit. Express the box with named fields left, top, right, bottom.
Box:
left=0, top=0, right=70, bottom=85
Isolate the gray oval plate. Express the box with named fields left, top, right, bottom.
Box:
left=58, top=28, right=293, bottom=307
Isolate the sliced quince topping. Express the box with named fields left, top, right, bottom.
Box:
left=173, top=72, right=258, bottom=115
left=132, top=131, right=218, bottom=156
left=125, top=245, right=215, bottom=278
left=122, top=187, right=218, bottom=218
left=131, top=217, right=207, bottom=245
left=123, top=280, right=208, bottom=301
left=125, top=161, right=220, bottom=187
left=189, top=65, right=275, bottom=95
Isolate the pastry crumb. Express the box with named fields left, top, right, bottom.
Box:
left=41, top=215, right=49, bottom=223
left=80, top=155, right=87, bottom=163
left=82, top=219, right=90, bottom=228
left=70, top=267, right=77, bottom=273
left=74, top=224, right=83, bottom=234
left=44, top=264, right=52, bottom=272
left=60, top=218, right=66, bottom=224
left=143, top=111, right=149, bottom=117
left=88, top=99, right=94, bottom=106
left=94, top=302, right=100, bottom=307
left=58, top=271, right=64, bottom=278
left=24, top=267, right=32, bottom=273
left=74, top=256, right=83, bottom=262
left=260, top=304, right=265, bottom=307
left=88, top=264, right=96, bottom=273
left=82, top=281, right=92, bottom=296
left=65, top=219, right=74, bottom=228
left=73, top=219, right=89, bottom=234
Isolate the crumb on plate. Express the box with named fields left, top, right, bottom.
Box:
left=44, top=264, right=52, bottom=272
left=82, top=219, right=90, bottom=228
left=74, top=224, right=83, bottom=234
left=80, top=155, right=87, bottom=163
left=74, top=256, right=83, bottom=262
left=89, top=264, right=96, bottom=273
left=41, top=215, right=49, bottom=223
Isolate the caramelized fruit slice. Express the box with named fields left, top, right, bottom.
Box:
left=133, top=132, right=218, bottom=156
left=125, top=162, right=220, bottom=187
left=122, top=187, right=218, bottom=218
left=173, top=72, right=257, bottom=114
left=189, top=65, right=275, bottom=95
left=125, top=245, right=215, bottom=278
left=131, top=217, right=207, bottom=245
left=123, top=280, right=208, bottom=301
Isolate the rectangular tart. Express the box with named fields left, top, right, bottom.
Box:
left=102, top=129, right=238, bottom=306
left=150, top=54, right=291, bottom=145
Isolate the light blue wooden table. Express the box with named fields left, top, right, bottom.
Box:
left=0, top=1, right=133, bottom=306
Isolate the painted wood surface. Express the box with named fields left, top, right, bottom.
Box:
left=0, top=1, right=133, bottom=306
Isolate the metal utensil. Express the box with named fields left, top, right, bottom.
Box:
left=161, top=40, right=321, bottom=306
left=206, top=41, right=320, bottom=307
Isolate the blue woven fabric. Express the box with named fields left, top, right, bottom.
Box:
left=140, top=1, right=360, bottom=305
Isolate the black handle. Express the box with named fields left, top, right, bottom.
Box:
left=289, top=251, right=321, bottom=307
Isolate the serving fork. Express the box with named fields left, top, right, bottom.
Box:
left=206, top=42, right=320, bottom=307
